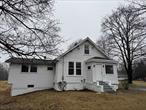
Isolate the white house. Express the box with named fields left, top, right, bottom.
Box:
left=6, top=37, right=119, bottom=96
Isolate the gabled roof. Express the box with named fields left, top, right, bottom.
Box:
left=5, top=38, right=111, bottom=64
left=57, top=37, right=109, bottom=60
left=5, top=57, right=55, bottom=65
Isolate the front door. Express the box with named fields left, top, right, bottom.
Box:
left=93, top=64, right=103, bottom=82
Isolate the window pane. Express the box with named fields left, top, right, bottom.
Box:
left=69, top=62, right=74, bottom=75
left=85, top=49, right=89, bottom=54
left=69, top=62, right=74, bottom=68
left=69, top=69, right=74, bottom=75
left=30, top=65, right=37, bottom=72
left=21, top=65, right=29, bottom=72
left=76, top=62, right=81, bottom=68
left=48, top=66, right=53, bottom=70
left=76, top=69, right=81, bottom=75
left=84, top=45, right=89, bottom=54
left=76, top=62, right=81, bottom=75
left=105, top=65, right=113, bottom=74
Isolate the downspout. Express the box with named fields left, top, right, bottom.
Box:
left=102, top=64, right=104, bottom=82
left=57, top=56, right=66, bottom=91
left=59, top=56, right=67, bottom=91
left=62, top=56, right=64, bottom=81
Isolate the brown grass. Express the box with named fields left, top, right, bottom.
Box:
left=0, top=81, right=146, bottom=110
left=132, top=80, right=146, bottom=87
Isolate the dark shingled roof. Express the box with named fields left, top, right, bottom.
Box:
left=5, top=57, right=55, bottom=65
left=86, top=56, right=118, bottom=64
left=90, top=57, right=110, bottom=60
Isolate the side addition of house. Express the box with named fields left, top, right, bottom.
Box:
left=6, top=37, right=119, bottom=96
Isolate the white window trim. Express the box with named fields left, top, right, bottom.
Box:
left=105, top=64, right=114, bottom=74
left=68, top=61, right=74, bottom=76
left=84, top=44, right=90, bottom=54
left=21, top=65, right=29, bottom=73
left=68, top=61, right=82, bottom=76
left=76, top=62, right=82, bottom=75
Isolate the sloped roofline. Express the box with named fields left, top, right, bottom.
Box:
left=56, top=37, right=110, bottom=60
left=5, top=57, right=55, bottom=65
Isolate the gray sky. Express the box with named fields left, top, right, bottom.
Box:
left=0, top=0, right=130, bottom=62
left=54, top=0, right=129, bottom=49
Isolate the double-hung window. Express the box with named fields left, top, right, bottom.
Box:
left=21, top=65, right=29, bottom=72
left=76, top=62, right=81, bottom=75
left=30, top=65, right=37, bottom=72
left=68, top=62, right=74, bottom=75
left=84, top=44, right=89, bottom=54
left=68, top=62, right=82, bottom=75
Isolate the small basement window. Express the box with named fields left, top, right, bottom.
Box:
left=105, top=65, right=113, bottom=74
left=30, top=65, right=37, bottom=72
left=21, top=65, right=29, bottom=72
left=48, top=66, right=53, bottom=70
left=27, top=85, right=34, bottom=88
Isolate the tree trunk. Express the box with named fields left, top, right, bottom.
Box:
left=127, top=65, right=133, bottom=84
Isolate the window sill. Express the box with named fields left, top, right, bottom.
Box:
left=106, top=73, right=114, bottom=75
left=21, top=72, right=37, bottom=74
left=83, top=54, right=90, bottom=56
left=66, top=75, right=83, bottom=77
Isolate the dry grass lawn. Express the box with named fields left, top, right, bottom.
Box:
left=132, top=80, right=146, bottom=87
left=0, top=81, right=146, bottom=110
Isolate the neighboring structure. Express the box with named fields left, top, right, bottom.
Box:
left=6, top=37, right=119, bottom=96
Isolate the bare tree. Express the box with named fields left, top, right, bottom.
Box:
left=96, top=36, right=113, bottom=57
left=130, top=0, right=146, bottom=14
left=0, top=0, right=63, bottom=58
left=68, top=38, right=83, bottom=50
left=101, top=5, right=146, bottom=83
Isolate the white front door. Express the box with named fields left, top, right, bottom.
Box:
left=93, top=64, right=103, bottom=82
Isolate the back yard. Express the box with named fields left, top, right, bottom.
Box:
left=0, top=81, right=146, bottom=110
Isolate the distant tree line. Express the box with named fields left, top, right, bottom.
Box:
left=68, top=39, right=83, bottom=50
left=0, top=63, right=8, bottom=80
left=133, top=59, right=146, bottom=80
left=118, top=59, right=146, bottom=81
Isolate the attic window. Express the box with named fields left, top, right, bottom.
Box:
left=21, top=65, right=29, bottom=72
left=84, top=44, right=89, bottom=54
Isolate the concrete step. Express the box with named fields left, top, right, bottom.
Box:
left=98, top=81, right=115, bottom=92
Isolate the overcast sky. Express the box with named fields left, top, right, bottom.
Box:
left=0, top=0, right=130, bottom=62
left=54, top=0, right=129, bottom=49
